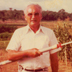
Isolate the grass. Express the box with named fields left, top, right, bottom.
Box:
left=0, top=41, right=9, bottom=49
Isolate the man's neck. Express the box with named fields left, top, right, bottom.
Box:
left=29, top=25, right=40, bottom=33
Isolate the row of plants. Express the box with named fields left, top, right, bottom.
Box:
left=54, top=21, right=72, bottom=61
left=0, top=25, right=17, bottom=33
left=0, top=32, right=13, bottom=41
left=0, top=24, right=27, bottom=33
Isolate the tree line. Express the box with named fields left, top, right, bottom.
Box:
left=0, top=8, right=72, bottom=21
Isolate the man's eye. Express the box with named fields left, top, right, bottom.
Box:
left=28, top=13, right=32, bottom=16
left=35, top=13, right=39, bottom=16
left=28, top=13, right=39, bottom=16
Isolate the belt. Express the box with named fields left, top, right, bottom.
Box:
left=25, top=68, right=46, bottom=71
left=19, top=65, right=47, bottom=71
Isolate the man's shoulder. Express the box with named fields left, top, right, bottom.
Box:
left=14, top=26, right=27, bottom=34
left=16, top=26, right=27, bottom=31
left=41, top=26, right=53, bottom=33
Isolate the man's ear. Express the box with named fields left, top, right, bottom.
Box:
left=24, top=15, right=27, bottom=21
left=40, top=14, right=42, bottom=20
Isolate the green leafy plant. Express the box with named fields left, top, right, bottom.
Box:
left=0, top=32, right=13, bottom=41
left=0, top=25, right=17, bottom=33
left=54, top=21, right=72, bottom=61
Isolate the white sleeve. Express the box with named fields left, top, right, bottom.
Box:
left=6, top=30, right=21, bottom=51
left=49, top=31, right=61, bottom=54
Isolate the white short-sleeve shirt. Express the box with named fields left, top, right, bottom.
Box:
left=6, top=25, right=61, bottom=69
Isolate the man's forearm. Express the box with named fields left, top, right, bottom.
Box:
left=7, top=50, right=28, bottom=61
left=50, top=52, right=58, bottom=72
left=7, top=48, right=42, bottom=61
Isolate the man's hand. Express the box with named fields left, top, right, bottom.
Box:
left=7, top=48, right=42, bottom=61
left=26, top=48, right=42, bottom=57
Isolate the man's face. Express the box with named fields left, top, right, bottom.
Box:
left=25, top=5, right=42, bottom=27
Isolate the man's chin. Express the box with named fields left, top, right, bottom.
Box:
left=29, top=22, right=40, bottom=27
left=30, top=23, right=37, bottom=26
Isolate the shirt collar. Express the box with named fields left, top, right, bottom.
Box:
left=25, top=25, right=45, bottom=34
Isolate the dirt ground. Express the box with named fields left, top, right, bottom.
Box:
left=0, top=49, right=72, bottom=72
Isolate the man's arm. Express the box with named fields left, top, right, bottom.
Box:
left=50, top=52, right=58, bottom=72
left=7, top=48, right=42, bottom=61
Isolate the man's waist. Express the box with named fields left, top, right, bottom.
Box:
left=18, top=61, right=50, bottom=70
left=25, top=67, right=48, bottom=71
left=19, top=65, right=48, bottom=71
left=19, top=63, right=50, bottom=70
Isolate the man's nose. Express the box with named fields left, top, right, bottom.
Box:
left=32, top=14, right=35, bottom=18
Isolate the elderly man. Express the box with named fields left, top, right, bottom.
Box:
left=6, top=4, right=61, bottom=72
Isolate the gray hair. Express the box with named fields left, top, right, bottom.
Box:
left=24, top=4, right=42, bottom=15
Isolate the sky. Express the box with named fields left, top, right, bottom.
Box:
left=0, top=0, right=72, bottom=13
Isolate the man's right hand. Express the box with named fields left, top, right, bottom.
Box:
left=26, top=48, right=42, bottom=57
left=7, top=48, right=42, bottom=61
